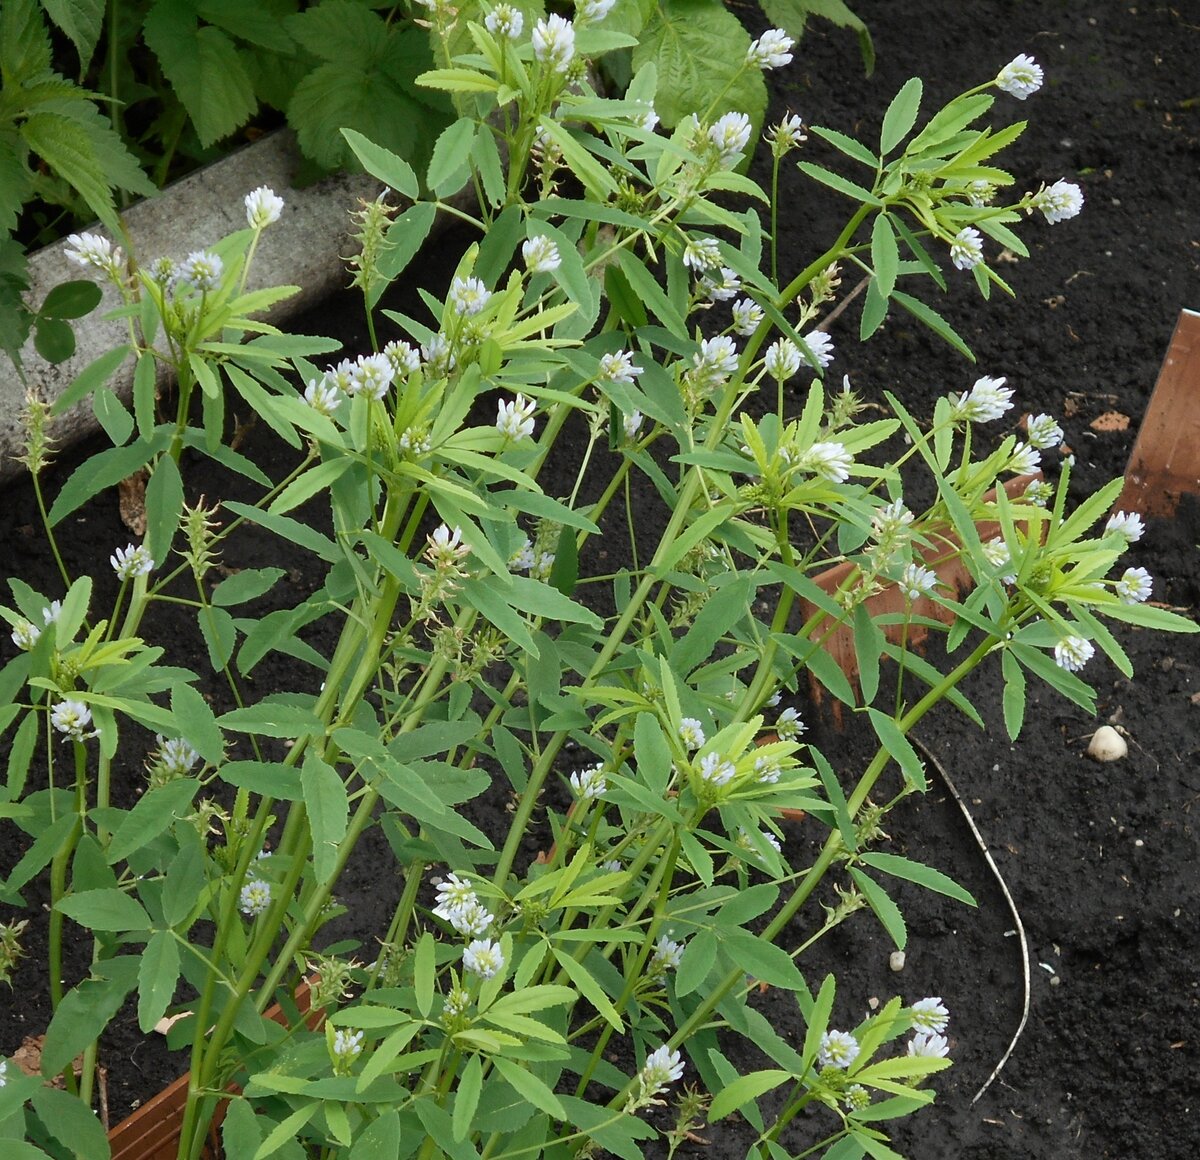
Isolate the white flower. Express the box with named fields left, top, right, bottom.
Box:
left=697, top=752, right=736, bottom=787
left=51, top=699, right=94, bottom=741
left=576, top=0, right=614, bottom=23
left=871, top=498, right=914, bottom=543
left=754, top=755, right=781, bottom=784
left=508, top=536, right=535, bottom=572
left=447, top=899, right=495, bottom=937
left=1054, top=635, right=1094, bottom=673
left=731, top=298, right=764, bottom=336
left=422, top=334, right=456, bottom=376
left=598, top=350, right=643, bottom=384
left=632, top=101, right=659, bottom=132
left=1006, top=441, right=1041, bottom=476
left=383, top=340, right=422, bottom=377
left=443, top=986, right=471, bottom=1018
left=1027, top=413, right=1064, bottom=450
left=900, top=562, right=939, bottom=601
left=623, top=410, right=644, bottom=440
left=1024, top=479, right=1054, bottom=507
left=682, top=237, right=722, bottom=271
left=434, top=872, right=477, bottom=919
left=1105, top=510, right=1145, bottom=543
left=767, top=112, right=807, bottom=151
left=154, top=735, right=200, bottom=777
left=678, top=718, right=706, bottom=750
left=907, top=1031, right=950, bottom=1058
left=911, top=997, right=950, bottom=1033
left=304, top=375, right=342, bottom=416
left=347, top=353, right=393, bottom=401
left=699, top=267, right=740, bottom=302
left=177, top=250, right=224, bottom=293
left=747, top=28, right=794, bottom=70
left=332, top=1028, right=364, bottom=1063
left=522, top=235, right=562, bottom=275
left=651, top=935, right=684, bottom=971
left=426, top=524, right=471, bottom=570
left=951, top=375, right=1014, bottom=423
left=1031, top=179, right=1084, bottom=224
left=801, top=441, right=854, bottom=483
left=64, top=232, right=122, bottom=277
left=737, top=825, right=782, bottom=854
left=449, top=276, right=491, bottom=317
left=949, top=227, right=984, bottom=270
left=1115, top=567, right=1153, bottom=604
left=694, top=335, right=739, bottom=379
left=10, top=620, right=40, bottom=650
left=638, top=1045, right=684, bottom=1100
left=966, top=179, right=996, bottom=207
left=708, top=112, right=752, bottom=166
left=399, top=427, right=431, bottom=456
left=983, top=537, right=1017, bottom=584
left=774, top=706, right=806, bottom=740
left=497, top=394, right=537, bottom=441
left=532, top=14, right=575, bottom=73
left=800, top=330, right=835, bottom=368
left=463, top=937, right=505, bottom=979
left=239, top=878, right=271, bottom=916
left=569, top=763, right=608, bottom=800
left=818, top=1029, right=860, bottom=1070
left=110, top=543, right=154, bottom=580
left=244, top=186, right=284, bottom=229
left=485, top=4, right=523, bottom=38
left=996, top=53, right=1044, bottom=100
left=325, top=359, right=356, bottom=395
left=764, top=339, right=802, bottom=382
left=0, top=1059, right=6, bottom=1087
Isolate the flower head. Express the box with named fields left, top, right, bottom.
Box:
left=731, top=298, right=764, bottom=336
left=569, top=763, right=608, bottom=800
left=532, top=14, right=575, bottom=73
left=871, top=498, right=914, bottom=543
left=1105, top=510, right=1144, bottom=543
left=818, top=1029, right=860, bottom=1070
left=708, top=112, right=752, bottom=166
left=764, top=339, right=802, bottom=383
left=51, top=699, right=94, bottom=742
left=1054, top=635, right=1094, bottom=673
left=10, top=620, right=40, bottom=651
left=383, top=340, right=422, bottom=378
left=1030, top=179, right=1084, bottom=224
left=623, top=410, right=644, bottom=440
left=996, top=54, right=1044, bottom=100
left=598, top=350, right=643, bottom=385
left=64, top=232, right=122, bottom=278
left=678, top=718, right=705, bottom=750
left=699, top=267, right=740, bottom=301
left=153, top=735, right=200, bottom=778
left=497, top=394, right=537, bottom=441
left=800, top=441, right=854, bottom=483
left=239, top=878, right=271, bottom=916
left=449, top=276, right=491, bottom=317
left=485, top=4, right=523, bottom=38
left=522, top=235, right=562, bottom=275
left=983, top=537, right=1017, bottom=584
left=900, top=562, right=939, bottom=601
left=434, top=872, right=477, bottom=918
left=631, top=101, right=659, bottom=132
left=576, top=0, right=615, bottom=23
left=682, top=237, right=722, bottom=271
left=1026, top=413, right=1064, bottom=450
left=774, top=706, right=806, bottom=740
left=801, top=330, right=835, bottom=369
left=650, top=934, right=684, bottom=972
left=1024, top=478, right=1054, bottom=507
left=1115, top=566, right=1152, bottom=604
left=1006, top=441, right=1041, bottom=476
left=425, top=524, right=471, bottom=571
left=463, top=937, right=505, bottom=979
left=637, top=1045, right=684, bottom=1101
left=111, top=543, right=154, bottom=581
left=304, top=375, right=342, bottom=416
left=950, top=227, right=984, bottom=270
left=911, top=997, right=950, bottom=1033
left=767, top=113, right=807, bottom=153
left=693, top=335, right=739, bottom=380
left=907, top=1030, right=950, bottom=1058
left=747, top=28, right=794, bottom=70
left=331, top=1028, right=364, bottom=1070
left=697, top=752, right=736, bottom=787
left=347, top=353, right=393, bottom=401
left=177, top=250, right=224, bottom=293
left=244, top=186, right=285, bottom=229
left=446, top=899, right=495, bottom=937
left=951, top=375, right=1014, bottom=423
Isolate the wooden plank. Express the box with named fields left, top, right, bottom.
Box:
left=1117, top=308, right=1200, bottom=516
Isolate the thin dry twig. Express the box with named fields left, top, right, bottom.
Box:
left=910, top=734, right=1031, bottom=1106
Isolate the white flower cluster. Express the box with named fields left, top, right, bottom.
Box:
left=111, top=543, right=154, bottom=581
left=448, top=275, right=491, bottom=317
left=51, top=698, right=95, bottom=741
left=949, top=375, right=1014, bottom=423
left=1026, top=413, right=1064, bottom=450
left=697, top=752, right=736, bottom=788
left=508, top=534, right=555, bottom=580
left=774, top=706, right=806, bottom=740
left=650, top=934, right=684, bottom=972
left=598, top=350, right=643, bottom=385
left=731, top=298, right=764, bottom=336
left=522, top=234, right=562, bottom=275
left=425, top=524, right=471, bottom=572
left=818, top=1029, right=860, bottom=1069
left=244, top=186, right=284, bottom=230
left=497, top=394, right=537, bottom=441
left=906, top=996, right=951, bottom=1057
left=433, top=872, right=496, bottom=938
left=797, top=441, right=854, bottom=483
left=1030, top=179, right=1084, bottom=224
left=152, top=735, right=201, bottom=778
left=1054, top=635, right=1094, bottom=673
left=637, top=1044, right=684, bottom=1102
left=463, top=937, right=505, bottom=979
left=485, top=4, right=523, bottom=38
left=64, top=232, right=123, bottom=279
left=177, top=250, right=224, bottom=294
left=331, top=1028, right=364, bottom=1070
left=239, top=878, right=271, bottom=916
left=678, top=718, right=705, bottom=750
left=9, top=600, right=64, bottom=651
left=995, top=53, right=1044, bottom=100
left=747, top=28, right=794, bottom=70
left=949, top=227, right=984, bottom=271
left=569, top=763, right=608, bottom=800
left=708, top=112, right=752, bottom=167
left=767, top=112, right=807, bottom=153
left=532, top=14, right=575, bottom=73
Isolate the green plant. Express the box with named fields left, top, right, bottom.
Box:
left=1, top=22, right=1188, bottom=1160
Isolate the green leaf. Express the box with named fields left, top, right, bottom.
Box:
left=491, top=1056, right=566, bottom=1119
left=426, top=117, right=475, bottom=197
left=55, top=887, right=151, bottom=931
left=452, top=1054, right=483, bottom=1141
left=220, top=702, right=324, bottom=740
left=633, top=0, right=764, bottom=130
left=302, top=751, right=348, bottom=885
left=809, top=125, right=878, bottom=168
left=552, top=948, right=622, bottom=1032
left=858, top=851, right=975, bottom=906
left=349, top=1110, right=400, bottom=1159
left=211, top=567, right=286, bottom=608
left=93, top=384, right=133, bottom=445
left=341, top=127, right=419, bottom=201
left=143, top=2, right=257, bottom=146
left=51, top=343, right=132, bottom=415
left=32, top=1083, right=110, bottom=1158
left=880, top=77, right=922, bottom=155
left=797, top=161, right=881, bottom=206
left=852, top=601, right=884, bottom=704
left=223, top=1099, right=265, bottom=1157
left=137, top=929, right=181, bottom=1032
left=707, top=1069, right=791, bottom=1123
left=870, top=213, right=899, bottom=300
left=848, top=867, right=906, bottom=949
left=1001, top=647, right=1026, bottom=741
left=40, top=279, right=101, bottom=320
left=144, top=451, right=183, bottom=565
left=106, top=778, right=199, bottom=864
left=414, top=931, right=435, bottom=1018
left=802, top=972, right=836, bottom=1063
left=41, top=0, right=104, bottom=70
left=42, top=957, right=139, bottom=1076
left=721, top=932, right=806, bottom=990
left=33, top=317, right=74, bottom=363
left=865, top=709, right=927, bottom=791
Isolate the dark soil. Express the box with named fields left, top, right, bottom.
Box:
left=3, top=0, right=1199, bottom=1157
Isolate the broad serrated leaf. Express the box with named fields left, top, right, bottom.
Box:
left=41, top=0, right=104, bottom=71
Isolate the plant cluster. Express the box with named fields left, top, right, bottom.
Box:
left=0, top=9, right=1193, bottom=1160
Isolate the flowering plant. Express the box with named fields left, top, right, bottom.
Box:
left=1, top=22, right=1194, bottom=1160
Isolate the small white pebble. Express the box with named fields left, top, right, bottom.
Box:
left=889, top=950, right=906, bottom=972
left=867, top=996, right=879, bottom=1009
left=1087, top=725, right=1127, bottom=762
left=1134, top=838, right=1144, bottom=847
